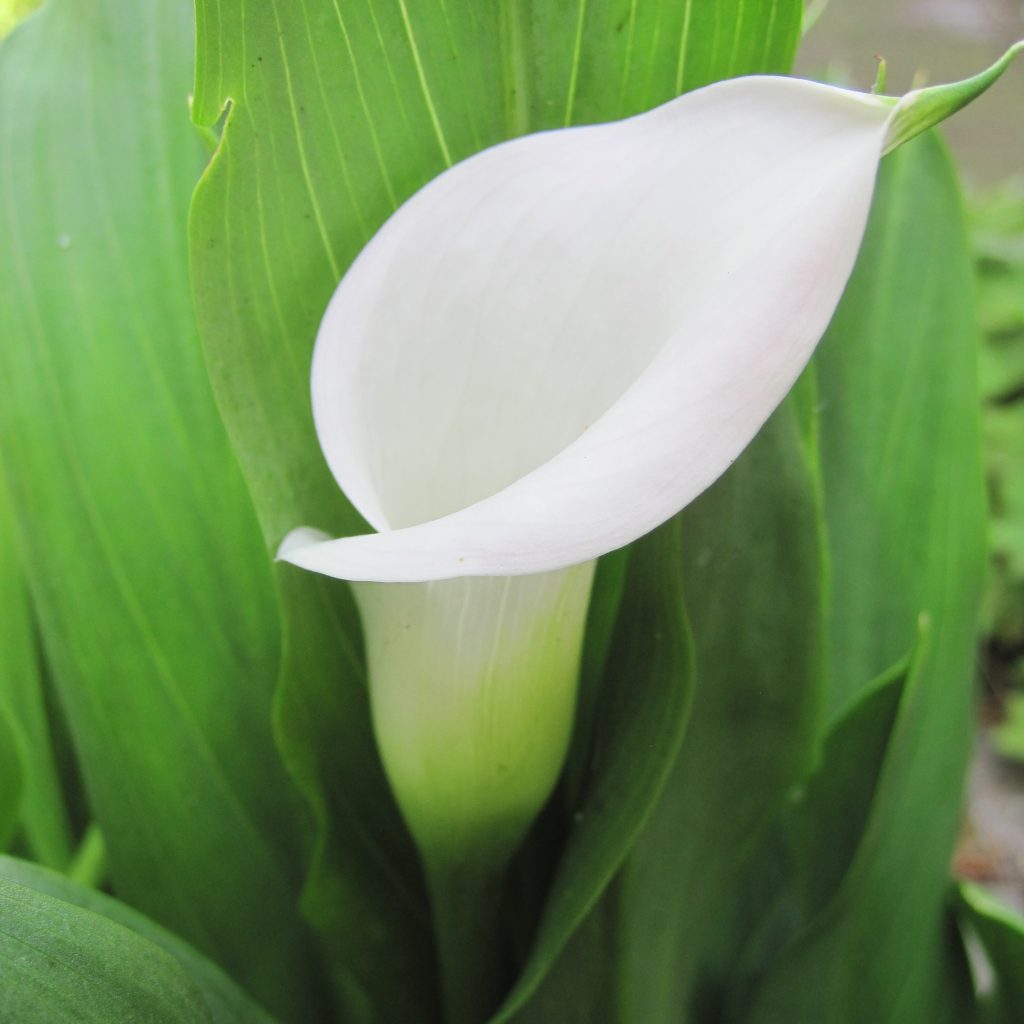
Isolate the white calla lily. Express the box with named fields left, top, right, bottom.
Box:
left=284, top=76, right=889, bottom=582
left=279, top=50, right=1019, bottom=1022
left=280, top=46, right=1021, bottom=585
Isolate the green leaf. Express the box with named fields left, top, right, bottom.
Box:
left=0, top=874, right=212, bottom=1024
left=271, top=566, right=437, bottom=1023
left=563, top=548, right=631, bottom=809
left=496, top=519, right=694, bottom=1023
left=956, top=881, right=1024, bottom=1022
left=783, top=658, right=907, bottom=920
left=720, top=656, right=910, bottom=1014
left=505, top=883, right=621, bottom=1024
left=818, top=131, right=987, bottom=711
left=737, top=629, right=975, bottom=1023
left=0, top=855, right=278, bottom=1024
left=739, top=132, right=987, bottom=1023
left=613, top=396, right=825, bottom=1023
left=0, top=2, right=319, bottom=1017
left=189, top=0, right=802, bottom=1015
left=0, top=703, right=21, bottom=851
left=0, top=471, right=72, bottom=868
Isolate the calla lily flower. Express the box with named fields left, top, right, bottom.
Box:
left=279, top=49, right=1019, bottom=1018
left=281, top=48, right=1019, bottom=586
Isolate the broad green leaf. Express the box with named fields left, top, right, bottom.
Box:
left=956, top=881, right=1024, bottom=1022
left=0, top=855, right=278, bottom=1024
left=0, top=470, right=72, bottom=868
left=0, top=874, right=211, bottom=1024
left=0, top=2, right=318, bottom=1017
left=506, top=883, right=620, bottom=1024
left=739, top=132, right=987, bottom=1023
left=614, top=397, right=825, bottom=1023
left=719, top=657, right=908, bottom=1014
left=497, top=519, right=694, bottom=1023
left=736, top=630, right=975, bottom=1023
left=817, top=131, right=987, bottom=713
left=190, top=0, right=801, bottom=1014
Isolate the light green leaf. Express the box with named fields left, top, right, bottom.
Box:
left=0, top=1, right=318, bottom=1017
left=739, top=131, right=987, bottom=1023
left=0, top=855, right=278, bottom=1024
left=0, top=470, right=72, bottom=868
left=0, top=703, right=21, bottom=851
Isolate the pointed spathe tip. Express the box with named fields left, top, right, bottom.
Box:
left=883, top=40, right=1023, bottom=155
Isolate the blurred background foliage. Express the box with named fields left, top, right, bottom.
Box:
left=0, top=0, right=35, bottom=38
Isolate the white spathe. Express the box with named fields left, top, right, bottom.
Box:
left=356, top=563, right=595, bottom=869
left=280, top=75, right=899, bottom=583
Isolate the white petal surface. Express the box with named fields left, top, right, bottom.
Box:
left=283, top=75, right=893, bottom=582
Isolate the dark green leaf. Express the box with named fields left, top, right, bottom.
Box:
left=0, top=874, right=212, bottom=1024
left=0, top=855, right=278, bottom=1024
left=498, top=519, right=694, bottom=1022
left=614, top=397, right=826, bottom=1023
left=0, top=2, right=318, bottom=1017
left=736, top=629, right=976, bottom=1023
left=785, top=658, right=907, bottom=920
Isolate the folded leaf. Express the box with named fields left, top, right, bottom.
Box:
left=0, top=471, right=71, bottom=867
left=491, top=518, right=694, bottom=1023
left=615, top=396, right=825, bottom=1022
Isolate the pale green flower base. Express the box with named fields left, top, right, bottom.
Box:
left=353, top=563, right=596, bottom=1021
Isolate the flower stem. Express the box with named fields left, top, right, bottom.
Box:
left=428, top=857, right=508, bottom=1024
